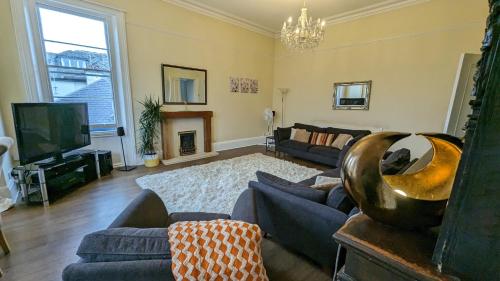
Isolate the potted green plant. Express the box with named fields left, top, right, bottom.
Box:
left=138, top=96, right=162, bottom=167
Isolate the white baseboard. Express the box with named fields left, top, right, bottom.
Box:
left=161, top=152, right=219, bottom=166
left=122, top=136, right=265, bottom=167
left=214, top=136, right=265, bottom=152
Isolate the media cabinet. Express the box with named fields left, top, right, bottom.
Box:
left=14, top=150, right=111, bottom=206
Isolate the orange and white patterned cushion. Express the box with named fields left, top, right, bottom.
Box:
left=168, top=219, right=268, bottom=281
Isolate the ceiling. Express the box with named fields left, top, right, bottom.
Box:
left=164, top=0, right=420, bottom=35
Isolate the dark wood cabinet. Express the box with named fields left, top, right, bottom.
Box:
left=334, top=215, right=455, bottom=281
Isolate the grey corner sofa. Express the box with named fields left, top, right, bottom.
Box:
left=63, top=149, right=411, bottom=281
left=248, top=148, right=413, bottom=273
left=274, top=123, right=372, bottom=167
left=62, top=188, right=257, bottom=281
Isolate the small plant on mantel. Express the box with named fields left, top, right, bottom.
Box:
left=138, top=96, right=162, bottom=167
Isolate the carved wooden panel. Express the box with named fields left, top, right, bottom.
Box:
left=432, top=1, right=500, bottom=279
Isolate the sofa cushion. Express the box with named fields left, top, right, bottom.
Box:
left=325, top=133, right=335, bottom=146
left=77, top=228, right=171, bottom=263
left=308, top=146, right=341, bottom=159
left=169, top=212, right=230, bottom=223
left=279, top=139, right=314, bottom=151
left=290, top=128, right=311, bottom=143
left=276, top=127, right=292, bottom=141
left=381, top=148, right=411, bottom=175
left=256, top=171, right=326, bottom=203
left=331, top=134, right=353, bottom=150
left=309, top=131, right=319, bottom=144
left=326, top=186, right=355, bottom=214
left=314, top=133, right=329, bottom=146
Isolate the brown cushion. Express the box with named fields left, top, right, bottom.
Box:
left=315, top=133, right=328, bottom=145
left=290, top=128, right=311, bottom=143
left=331, top=134, right=353, bottom=149
left=325, top=134, right=335, bottom=146
left=310, top=132, right=319, bottom=144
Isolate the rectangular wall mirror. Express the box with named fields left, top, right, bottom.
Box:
left=333, top=80, right=372, bottom=110
left=162, top=64, right=207, bottom=105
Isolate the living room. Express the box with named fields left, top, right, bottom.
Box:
left=0, top=0, right=497, bottom=280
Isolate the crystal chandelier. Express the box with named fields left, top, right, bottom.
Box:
left=281, top=1, right=326, bottom=50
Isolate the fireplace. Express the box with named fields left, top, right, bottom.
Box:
left=179, top=131, right=196, bottom=156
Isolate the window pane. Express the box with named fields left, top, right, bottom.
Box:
left=45, top=41, right=110, bottom=71
left=38, top=7, right=108, bottom=49
left=38, top=5, right=118, bottom=130
left=51, top=74, right=116, bottom=126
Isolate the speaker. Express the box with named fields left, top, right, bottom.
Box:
left=117, top=126, right=125, bottom=137
left=96, top=150, right=113, bottom=176
left=116, top=126, right=136, bottom=171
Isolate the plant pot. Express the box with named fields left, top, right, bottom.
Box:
left=143, top=153, right=160, bottom=168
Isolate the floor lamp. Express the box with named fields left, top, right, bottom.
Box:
left=278, top=88, right=290, bottom=127
left=117, top=127, right=136, bottom=171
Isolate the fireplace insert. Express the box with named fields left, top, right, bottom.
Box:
left=179, top=131, right=196, bottom=156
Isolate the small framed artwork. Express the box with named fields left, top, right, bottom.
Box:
left=240, top=78, right=250, bottom=93
left=250, top=79, right=258, bottom=94
left=230, top=77, right=240, bottom=93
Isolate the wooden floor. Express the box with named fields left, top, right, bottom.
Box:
left=0, top=146, right=329, bottom=281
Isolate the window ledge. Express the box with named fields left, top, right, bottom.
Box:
left=91, top=131, right=117, bottom=138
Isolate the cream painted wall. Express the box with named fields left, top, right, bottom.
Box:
left=273, top=0, right=488, bottom=156
left=96, top=0, right=275, bottom=143
left=0, top=0, right=26, bottom=159
left=0, top=0, right=490, bottom=164
left=0, top=0, right=275, bottom=165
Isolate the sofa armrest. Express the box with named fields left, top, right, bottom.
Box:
left=168, top=212, right=230, bottom=223
left=231, top=189, right=257, bottom=224
left=63, top=260, right=174, bottom=281
left=249, top=181, right=347, bottom=272
left=108, top=190, right=170, bottom=229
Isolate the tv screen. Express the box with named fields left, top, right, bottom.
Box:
left=12, top=103, right=91, bottom=164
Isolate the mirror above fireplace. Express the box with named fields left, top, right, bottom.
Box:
left=162, top=64, right=207, bottom=105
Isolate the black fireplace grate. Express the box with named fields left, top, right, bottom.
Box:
left=179, top=131, right=196, bottom=156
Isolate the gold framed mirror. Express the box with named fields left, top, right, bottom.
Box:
left=333, top=80, right=372, bottom=110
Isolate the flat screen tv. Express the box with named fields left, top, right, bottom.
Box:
left=12, top=103, right=91, bottom=165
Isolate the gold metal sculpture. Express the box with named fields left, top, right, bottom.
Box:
left=341, top=132, right=462, bottom=229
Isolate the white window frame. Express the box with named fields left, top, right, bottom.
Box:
left=10, top=0, right=137, bottom=164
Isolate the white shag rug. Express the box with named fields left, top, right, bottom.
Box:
left=136, top=153, right=321, bottom=214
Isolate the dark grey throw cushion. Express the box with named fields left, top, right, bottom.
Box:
left=277, top=127, right=292, bottom=141
left=256, top=171, right=327, bottom=203
left=326, top=186, right=355, bottom=214
left=77, top=228, right=171, bottom=262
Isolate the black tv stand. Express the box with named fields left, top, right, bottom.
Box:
left=15, top=151, right=99, bottom=206
left=35, top=154, right=82, bottom=168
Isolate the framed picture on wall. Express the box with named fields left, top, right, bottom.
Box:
left=240, top=78, right=250, bottom=93
left=230, top=77, right=240, bottom=93
left=250, top=79, right=258, bottom=94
